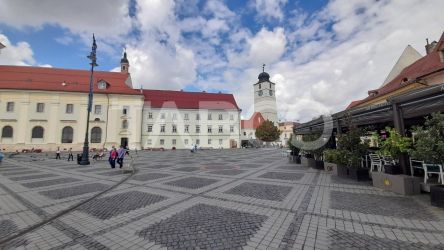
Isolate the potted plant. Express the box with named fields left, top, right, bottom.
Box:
left=336, top=126, right=370, bottom=181
left=323, top=149, right=346, bottom=175
left=377, top=127, right=412, bottom=175
left=410, top=112, right=444, bottom=207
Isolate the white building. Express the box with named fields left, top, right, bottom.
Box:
left=141, top=90, right=242, bottom=149
left=0, top=57, right=144, bottom=151
left=253, top=67, right=278, bottom=123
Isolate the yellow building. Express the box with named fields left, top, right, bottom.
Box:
left=0, top=54, right=144, bottom=152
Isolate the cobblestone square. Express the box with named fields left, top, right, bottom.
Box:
left=0, top=149, right=443, bottom=249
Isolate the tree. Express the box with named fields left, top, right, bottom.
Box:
left=255, top=120, right=281, bottom=142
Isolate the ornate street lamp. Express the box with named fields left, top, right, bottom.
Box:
left=79, top=34, right=98, bottom=165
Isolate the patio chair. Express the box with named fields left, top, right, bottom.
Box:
left=423, top=163, right=443, bottom=184
left=409, top=159, right=424, bottom=176
left=369, top=154, right=383, bottom=172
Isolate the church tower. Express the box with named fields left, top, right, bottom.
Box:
left=253, top=64, right=278, bottom=123
left=120, top=51, right=129, bottom=73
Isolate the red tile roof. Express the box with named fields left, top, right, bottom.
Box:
left=143, top=89, right=240, bottom=110
left=0, top=65, right=142, bottom=95
left=347, top=32, right=444, bottom=109
left=241, top=112, right=265, bottom=129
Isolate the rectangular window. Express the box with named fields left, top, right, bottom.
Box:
left=160, top=139, right=164, bottom=145
left=196, top=125, right=200, bottom=133
left=160, top=125, right=165, bottom=133
left=196, top=113, right=200, bottom=120
left=94, top=105, right=102, bottom=114
left=6, top=102, right=14, bottom=112
left=36, top=103, right=45, bottom=113
left=172, top=124, right=177, bottom=133
left=259, top=83, right=261, bottom=89
left=147, top=139, right=152, bottom=145
left=218, top=125, right=223, bottom=133
left=147, top=124, right=153, bottom=132
left=230, top=125, right=234, bottom=133
left=66, top=104, right=73, bottom=114
left=243, top=131, right=247, bottom=136
left=230, top=114, right=234, bottom=120
left=207, top=126, right=212, bottom=133
left=184, top=113, right=189, bottom=120
left=123, top=106, right=129, bottom=115
left=160, top=113, right=165, bottom=119
left=219, top=139, right=223, bottom=145
left=184, top=125, right=189, bottom=133
left=172, top=113, right=177, bottom=120
left=148, top=112, right=153, bottom=119
left=208, top=113, right=212, bottom=120
left=218, top=114, right=223, bottom=120
left=184, top=139, right=189, bottom=145
left=196, top=139, right=200, bottom=145
left=208, top=139, right=212, bottom=145
left=172, top=139, right=176, bottom=145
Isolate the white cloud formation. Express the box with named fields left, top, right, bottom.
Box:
left=254, top=0, right=288, bottom=21
left=0, top=34, right=36, bottom=66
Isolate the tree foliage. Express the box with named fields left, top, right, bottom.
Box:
left=337, top=125, right=369, bottom=167
left=411, top=112, right=444, bottom=165
left=255, top=120, right=281, bottom=142
left=377, top=127, right=411, bottom=159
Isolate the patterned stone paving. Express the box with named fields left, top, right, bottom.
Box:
left=132, top=172, right=171, bottom=182
left=330, top=191, right=437, bottom=221
left=139, top=204, right=267, bottom=249
left=0, top=149, right=443, bottom=249
left=78, top=191, right=167, bottom=220
left=258, top=171, right=304, bottom=181
left=39, top=183, right=110, bottom=200
left=328, top=229, right=444, bottom=250
left=21, top=177, right=80, bottom=188
left=225, top=182, right=293, bottom=201
left=9, top=173, right=58, bottom=181
left=165, top=177, right=219, bottom=189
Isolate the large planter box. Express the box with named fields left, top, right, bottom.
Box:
left=324, top=162, right=338, bottom=175
left=337, top=165, right=369, bottom=181
left=372, top=172, right=421, bottom=195
left=288, top=155, right=301, bottom=164
left=431, top=185, right=444, bottom=208
left=301, top=157, right=309, bottom=167
left=315, top=160, right=324, bottom=170
left=384, top=164, right=402, bottom=175
left=306, top=158, right=316, bottom=168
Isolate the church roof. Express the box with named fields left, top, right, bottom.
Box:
left=0, top=65, right=140, bottom=95
left=241, top=112, right=265, bottom=129
left=143, top=89, right=240, bottom=110
left=347, top=31, right=444, bottom=109
left=381, top=45, right=422, bottom=87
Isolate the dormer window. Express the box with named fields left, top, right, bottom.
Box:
left=97, top=80, right=108, bottom=89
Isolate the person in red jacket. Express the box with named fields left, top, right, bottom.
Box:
left=109, top=146, right=117, bottom=168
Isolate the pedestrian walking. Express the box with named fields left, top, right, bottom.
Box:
left=117, top=145, right=126, bottom=168
left=67, top=148, right=74, bottom=161
left=56, top=147, right=61, bottom=159
left=109, top=146, right=117, bottom=168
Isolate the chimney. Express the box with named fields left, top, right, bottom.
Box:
left=425, top=38, right=438, bottom=55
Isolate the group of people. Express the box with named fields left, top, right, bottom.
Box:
left=108, top=145, right=128, bottom=168
left=55, top=147, right=74, bottom=161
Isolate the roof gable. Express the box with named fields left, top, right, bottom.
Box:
left=241, top=112, right=265, bottom=129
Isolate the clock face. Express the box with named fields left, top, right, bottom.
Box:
left=258, top=90, right=263, bottom=96
left=269, top=90, right=273, bottom=96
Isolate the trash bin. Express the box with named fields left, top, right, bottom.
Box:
left=77, top=154, right=82, bottom=164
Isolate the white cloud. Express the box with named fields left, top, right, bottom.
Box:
left=0, top=34, right=35, bottom=66
left=254, top=0, right=288, bottom=21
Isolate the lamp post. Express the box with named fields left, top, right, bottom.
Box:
left=79, top=34, right=98, bottom=165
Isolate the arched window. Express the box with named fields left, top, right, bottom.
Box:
left=122, top=120, right=128, bottom=129
left=32, top=126, right=44, bottom=139
left=91, top=127, right=102, bottom=143
left=1, top=126, right=13, bottom=138
left=61, top=126, right=73, bottom=143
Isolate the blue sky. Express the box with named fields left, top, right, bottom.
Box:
left=1, top=0, right=444, bottom=122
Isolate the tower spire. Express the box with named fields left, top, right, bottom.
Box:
left=262, top=64, right=265, bottom=72
left=120, top=48, right=129, bottom=73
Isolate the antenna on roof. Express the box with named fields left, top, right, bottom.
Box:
left=426, top=38, right=429, bottom=45
left=262, top=64, right=265, bottom=72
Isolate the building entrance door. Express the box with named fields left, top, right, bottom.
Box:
left=121, top=137, right=128, bottom=148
